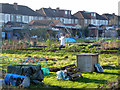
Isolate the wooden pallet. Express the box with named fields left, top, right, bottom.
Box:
left=65, top=64, right=83, bottom=80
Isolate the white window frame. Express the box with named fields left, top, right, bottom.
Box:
left=16, top=15, right=21, bottom=22
left=5, top=14, right=10, bottom=23
left=85, top=19, right=87, bottom=24
left=65, top=11, right=68, bottom=15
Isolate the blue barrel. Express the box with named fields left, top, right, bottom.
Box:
left=4, top=73, right=26, bottom=86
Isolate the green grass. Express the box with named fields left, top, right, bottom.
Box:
left=0, top=40, right=119, bottom=89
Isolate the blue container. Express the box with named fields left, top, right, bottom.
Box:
left=41, top=67, right=49, bottom=76
left=7, top=33, right=11, bottom=39
left=4, top=73, right=26, bottom=86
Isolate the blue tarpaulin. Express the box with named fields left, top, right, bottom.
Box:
left=65, top=38, right=77, bottom=43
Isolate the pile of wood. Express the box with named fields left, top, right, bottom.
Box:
left=65, top=64, right=83, bottom=80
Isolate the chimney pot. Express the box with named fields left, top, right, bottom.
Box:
left=14, top=2, right=18, bottom=10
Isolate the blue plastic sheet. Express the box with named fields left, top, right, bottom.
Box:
left=65, top=38, right=77, bottom=43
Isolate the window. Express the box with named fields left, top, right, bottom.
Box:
left=119, top=21, right=120, bottom=25
left=93, top=19, right=96, bottom=24
left=69, top=19, right=72, bottom=24
left=0, top=13, right=4, bottom=22
left=75, top=19, right=78, bottom=24
left=63, top=18, right=69, bottom=24
left=91, top=13, right=96, bottom=18
left=60, top=18, right=64, bottom=23
left=97, top=20, right=100, bottom=25
left=22, top=16, right=29, bottom=23
left=100, top=20, right=103, bottom=25
left=5, top=14, right=10, bottom=23
left=29, top=16, right=32, bottom=22
left=94, top=13, right=96, bottom=17
left=85, top=19, right=87, bottom=24
left=11, top=15, right=14, bottom=22
left=71, top=19, right=74, bottom=24
left=91, top=19, right=94, bottom=24
left=69, top=11, right=71, bottom=15
left=65, top=11, right=68, bottom=15
left=48, top=18, right=51, bottom=20
left=33, top=16, right=37, bottom=20
left=39, top=17, right=43, bottom=20
left=16, top=15, right=21, bottom=22
left=64, top=18, right=67, bottom=24
left=56, top=17, right=59, bottom=20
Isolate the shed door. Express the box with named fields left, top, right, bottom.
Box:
left=7, top=33, right=11, bottom=39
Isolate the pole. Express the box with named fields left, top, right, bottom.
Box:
left=96, top=26, right=98, bottom=42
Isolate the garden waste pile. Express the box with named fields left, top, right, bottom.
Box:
left=0, top=56, right=50, bottom=88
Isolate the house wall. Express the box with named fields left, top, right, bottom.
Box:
left=74, top=12, right=85, bottom=27
left=90, top=19, right=108, bottom=26
left=58, top=17, right=78, bottom=24
left=0, top=13, right=44, bottom=27
left=74, top=12, right=109, bottom=28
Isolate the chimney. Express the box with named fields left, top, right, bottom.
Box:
left=56, top=7, right=60, bottom=10
left=56, top=7, right=60, bottom=12
left=48, top=7, right=51, bottom=9
left=14, top=2, right=18, bottom=10
left=112, top=13, right=115, bottom=16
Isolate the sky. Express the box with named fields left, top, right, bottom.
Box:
left=0, top=0, right=120, bottom=15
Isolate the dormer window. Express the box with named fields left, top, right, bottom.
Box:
left=65, top=11, right=68, bottom=15
left=91, top=13, right=96, bottom=18
left=94, top=13, right=96, bottom=17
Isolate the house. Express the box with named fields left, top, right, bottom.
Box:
left=73, top=11, right=108, bottom=27
left=73, top=11, right=108, bottom=37
left=36, top=7, right=80, bottom=37
left=36, top=7, right=79, bottom=25
left=117, top=16, right=120, bottom=27
left=0, top=3, right=44, bottom=39
left=102, top=13, right=118, bottom=26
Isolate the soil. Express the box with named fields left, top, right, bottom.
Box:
left=25, top=56, right=56, bottom=63
left=92, top=44, right=101, bottom=47
left=84, top=41, right=95, bottom=43
left=49, top=64, right=76, bottom=72
left=49, top=67, right=60, bottom=72
left=18, top=49, right=42, bottom=51
left=78, top=44, right=87, bottom=46
left=100, top=51, right=118, bottom=54
left=105, top=48, right=119, bottom=50
left=32, top=46, right=47, bottom=48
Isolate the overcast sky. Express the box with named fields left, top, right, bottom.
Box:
left=0, top=0, right=119, bottom=15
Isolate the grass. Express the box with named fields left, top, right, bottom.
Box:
left=0, top=51, right=119, bottom=89
left=0, top=39, right=120, bottom=89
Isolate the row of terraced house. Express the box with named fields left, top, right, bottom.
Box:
left=0, top=3, right=120, bottom=39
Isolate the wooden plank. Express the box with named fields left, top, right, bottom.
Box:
left=67, top=72, right=75, bottom=75
left=70, top=72, right=82, bottom=78
left=72, top=76, right=81, bottom=80
left=67, top=67, right=76, bottom=70
left=64, top=64, right=76, bottom=68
